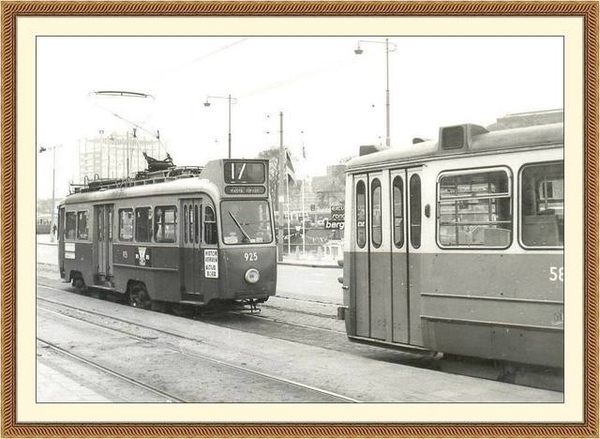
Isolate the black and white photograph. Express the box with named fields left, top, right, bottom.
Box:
left=1, top=3, right=594, bottom=436
left=36, top=34, right=566, bottom=403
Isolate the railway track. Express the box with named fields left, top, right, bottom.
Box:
left=37, top=338, right=186, bottom=402
left=38, top=281, right=563, bottom=393
left=38, top=294, right=360, bottom=403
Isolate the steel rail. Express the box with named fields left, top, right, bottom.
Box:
left=37, top=338, right=187, bottom=403
left=37, top=294, right=360, bottom=403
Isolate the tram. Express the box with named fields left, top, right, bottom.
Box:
left=339, top=121, right=564, bottom=368
left=57, top=159, right=277, bottom=310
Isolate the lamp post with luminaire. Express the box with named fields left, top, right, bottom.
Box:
left=203, top=94, right=238, bottom=159
left=354, top=38, right=397, bottom=148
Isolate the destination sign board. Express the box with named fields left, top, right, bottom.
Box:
left=224, top=161, right=266, bottom=184
left=224, top=185, right=266, bottom=195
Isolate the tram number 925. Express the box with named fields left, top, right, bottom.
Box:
left=549, top=266, right=564, bottom=282
left=244, top=252, right=258, bottom=262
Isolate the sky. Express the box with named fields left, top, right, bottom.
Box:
left=36, top=36, right=563, bottom=199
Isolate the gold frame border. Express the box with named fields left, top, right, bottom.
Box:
left=1, top=1, right=598, bottom=437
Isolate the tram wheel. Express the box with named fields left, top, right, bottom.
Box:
left=129, top=286, right=152, bottom=310
left=72, top=277, right=87, bottom=295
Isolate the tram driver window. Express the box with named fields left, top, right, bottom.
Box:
left=155, top=206, right=177, bottom=243
left=438, top=169, right=512, bottom=248
left=521, top=162, right=564, bottom=248
left=65, top=212, right=76, bottom=240
left=221, top=200, right=273, bottom=245
left=135, top=207, right=152, bottom=242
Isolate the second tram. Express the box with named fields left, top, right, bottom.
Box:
left=58, top=159, right=277, bottom=310
left=340, top=121, right=564, bottom=369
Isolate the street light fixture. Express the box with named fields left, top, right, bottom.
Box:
left=203, top=94, right=238, bottom=159
left=354, top=38, right=397, bottom=148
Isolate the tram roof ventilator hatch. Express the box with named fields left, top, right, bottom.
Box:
left=438, top=123, right=489, bottom=153
left=358, top=123, right=489, bottom=157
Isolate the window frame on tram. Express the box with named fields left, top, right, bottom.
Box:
left=519, top=160, right=564, bottom=250
left=76, top=210, right=90, bottom=240
left=134, top=206, right=153, bottom=243
left=220, top=199, right=274, bottom=245
left=356, top=180, right=367, bottom=248
left=392, top=176, right=404, bottom=248
left=371, top=178, right=382, bottom=248
left=436, top=166, right=513, bottom=250
left=65, top=210, right=77, bottom=240
left=204, top=205, right=218, bottom=245
left=118, top=208, right=134, bottom=242
left=409, top=174, right=422, bottom=249
left=154, top=205, right=177, bottom=243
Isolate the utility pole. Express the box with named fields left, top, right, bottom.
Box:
left=50, top=145, right=56, bottom=242
left=277, top=111, right=285, bottom=262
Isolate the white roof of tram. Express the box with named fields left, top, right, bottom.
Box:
left=346, top=122, right=563, bottom=172
left=61, top=177, right=221, bottom=206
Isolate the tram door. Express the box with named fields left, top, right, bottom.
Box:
left=366, top=172, right=390, bottom=340
left=353, top=172, right=391, bottom=341
left=389, top=168, right=422, bottom=345
left=94, top=204, right=114, bottom=283
left=180, top=199, right=203, bottom=297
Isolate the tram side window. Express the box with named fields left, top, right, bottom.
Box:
left=371, top=179, right=382, bottom=247
left=135, top=207, right=152, bottom=242
left=356, top=181, right=366, bottom=248
left=119, top=209, right=133, bottom=241
left=65, top=212, right=76, bottom=240
left=184, top=205, right=188, bottom=243
left=204, top=206, right=217, bottom=245
left=521, top=162, right=564, bottom=247
left=76, top=211, right=89, bottom=240
left=410, top=174, right=422, bottom=249
left=194, top=205, right=200, bottom=244
left=438, top=169, right=512, bottom=248
left=393, top=176, right=404, bottom=247
left=155, top=206, right=177, bottom=243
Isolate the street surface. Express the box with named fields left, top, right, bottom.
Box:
left=36, top=281, right=561, bottom=403
left=35, top=239, right=563, bottom=402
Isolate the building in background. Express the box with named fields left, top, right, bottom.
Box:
left=77, top=131, right=165, bottom=183
left=487, top=109, right=563, bottom=131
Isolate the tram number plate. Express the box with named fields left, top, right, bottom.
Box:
left=204, top=249, right=219, bottom=279
left=549, top=266, right=564, bottom=282
left=244, top=252, right=258, bottom=262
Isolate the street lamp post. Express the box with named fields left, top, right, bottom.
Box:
left=277, top=111, right=285, bottom=262
left=354, top=38, right=397, bottom=148
left=39, top=145, right=60, bottom=242
left=204, top=94, right=238, bottom=159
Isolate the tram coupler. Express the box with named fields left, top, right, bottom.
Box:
left=243, top=299, right=261, bottom=314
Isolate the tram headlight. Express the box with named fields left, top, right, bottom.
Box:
left=244, top=268, right=260, bottom=284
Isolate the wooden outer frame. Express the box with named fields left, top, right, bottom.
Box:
left=1, top=1, right=597, bottom=438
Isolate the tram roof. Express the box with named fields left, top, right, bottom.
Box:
left=346, top=122, right=563, bottom=172
left=61, top=177, right=220, bottom=206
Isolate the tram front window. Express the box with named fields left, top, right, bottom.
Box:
left=221, top=200, right=273, bottom=245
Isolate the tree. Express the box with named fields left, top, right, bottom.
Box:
left=257, top=147, right=282, bottom=205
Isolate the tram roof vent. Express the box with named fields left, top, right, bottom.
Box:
left=439, top=124, right=489, bottom=152
left=359, top=144, right=386, bottom=156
